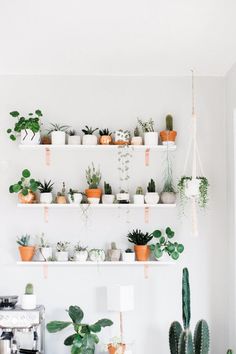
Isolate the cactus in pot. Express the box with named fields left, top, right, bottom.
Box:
left=160, top=114, right=177, bottom=145
left=102, top=182, right=115, bottom=204
left=22, top=283, right=36, bottom=310
left=227, top=351, right=233, bottom=354
left=145, top=179, right=159, bottom=205
left=133, top=186, right=144, bottom=204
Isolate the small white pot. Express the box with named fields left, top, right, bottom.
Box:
left=56, top=251, right=68, bottom=261
left=185, top=179, right=200, bottom=198
left=131, top=137, right=143, bottom=145
left=89, top=249, right=106, bottom=262
left=107, top=249, right=121, bottom=261
left=68, top=193, right=83, bottom=204
left=51, top=131, right=66, bottom=145
left=160, top=192, right=177, bottom=204
left=75, top=250, right=88, bottom=262
left=82, top=135, right=98, bottom=145
left=116, top=193, right=130, bottom=202
left=38, top=247, right=53, bottom=261
left=145, top=192, right=159, bottom=204
left=102, top=195, right=115, bottom=204
left=21, top=294, right=36, bottom=310
left=122, top=252, right=135, bottom=262
left=68, top=135, right=81, bottom=145
left=133, top=194, right=144, bottom=204
left=40, top=192, right=53, bottom=204
left=87, top=197, right=100, bottom=204
left=21, top=130, right=40, bottom=145
left=144, top=132, right=158, bottom=146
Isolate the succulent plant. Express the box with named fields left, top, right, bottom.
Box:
left=68, top=130, right=76, bottom=136
left=127, top=229, right=153, bottom=245
left=86, top=163, right=101, bottom=189
left=125, top=248, right=134, bottom=253
left=147, top=179, right=156, bottom=193
left=74, top=243, right=87, bottom=252
left=82, top=126, right=99, bottom=135
left=56, top=241, right=70, bottom=252
left=17, top=234, right=31, bottom=246
left=25, top=283, right=34, bottom=295
left=166, top=114, right=173, bottom=131
left=57, top=182, right=66, bottom=197
left=135, top=186, right=143, bottom=195
left=104, top=182, right=112, bottom=195
left=39, top=180, right=54, bottom=193
left=137, top=118, right=155, bottom=132
left=47, top=123, right=70, bottom=133
left=134, top=126, right=140, bottom=137
left=99, top=128, right=112, bottom=136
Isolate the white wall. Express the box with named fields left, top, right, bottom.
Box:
left=0, top=75, right=228, bottom=353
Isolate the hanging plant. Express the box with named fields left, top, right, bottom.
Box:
left=117, top=145, right=132, bottom=193
left=178, top=176, right=209, bottom=212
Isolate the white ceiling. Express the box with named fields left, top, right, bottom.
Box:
left=1, top=0, right=236, bottom=76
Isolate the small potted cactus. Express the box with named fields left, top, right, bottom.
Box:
left=131, top=126, right=142, bottom=145
left=107, top=242, right=121, bottom=261
left=55, top=242, right=70, bottom=261
left=17, top=234, right=35, bottom=262
left=85, top=163, right=102, bottom=203
left=22, top=283, right=36, bottom=310
left=122, top=248, right=135, bottom=262
left=89, top=249, right=106, bottom=262
left=47, top=123, right=70, bottom=145
left=39, top=180, right=54, bottom=204
left=99, top=128, right=113, bottom=145
left=133, top=186, right=144, bottom=204
left=114, top=129, right=130, bottom=145
left=127, top=229, right=153, bottom=261
left=74, top=243, right=88, bottom=262
left=144, top=179, right=159, bottom=204
left=160, top=114, right=177, bottom=145
left=68, top=188, right=83, bottom=204
left=116, top=190, right=130, bottom=204
left=68, top=130, right=81, bottom=145
left=137, top=118, right=158, bottom=146
left=56, top=182, right=67, bottom=204
left=82, top=126, right=99, bottom=145
left=102, top=182, right=115, bottom=204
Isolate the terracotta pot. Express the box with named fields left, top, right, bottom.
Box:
left=99, top=135, right=112, bottom=145
left=134, top=245, right=150, bottom=261
left=85, top=189, right=102, bottom=199
left=56, top=196, right=67, bottom=204
left=19, top=246, right=35, bottom=262
left=41, top=135, right=51, bottom=145
left=18, top=192, right=36, bottom=204
left=160, top=130, right=177, bottom=143
left=114, top=141, right=129, bottom=145
left=108, top=343, right=126, bottom=354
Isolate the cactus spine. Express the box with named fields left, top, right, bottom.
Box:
left=166, top=114, right=173, bottom=131
left=169, top=268, right=210, bottom=354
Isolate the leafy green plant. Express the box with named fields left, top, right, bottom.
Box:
left=56, top=242, right=70, bottom=252
left=39, top=180, right=54, bottom=193
left=178, top=176, right=209, bottom=210
left=149, top=227, right=184, bottom=260
left=169, top=268, right=210, bottom=354
left=9, top=169, right=39, bottom=196
left=99, top=128, right=112, bottom=136
left=68, top=189, right=80, bottom=202
left=162, top=150, right=176, bottom=193
left=7, top=110, right=42, bottom=141
left=127, top=229, right=153, bottom=245
left=17, top=234, right=31, bottom=246
left=137, top=118, right=155, bottom=132
left=74, top=243, right=87, bottom=252
left=86, top=163, right=101, bottom=189
left=47, top=305, right=113, bottom=354
left=135, top=186, right=143, bottom=195
left=25, top=283, right=34, bottom=295
left=104, top=182, right=112, bottom=195
left=47, top=123, right=70, bottom=134
left=147, top=179, right=156, bottom=193
left=134, top=126, right=140, bottom=137
left=82, top=126, right=99, bottom=135
left=166, top=114, right=173, bottom=131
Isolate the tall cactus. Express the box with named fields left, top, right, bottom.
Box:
left=227, top=351, right=233, bottom=354
left=169, top=268, right=210, bottom=354
left=166, top=114, right=173, bottom=131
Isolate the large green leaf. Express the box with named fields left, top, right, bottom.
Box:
left=10, top=111, right=20, bottom=117
left=81, top=333, right=97, bottom=349
left=177, top=244, right=184, bottom=253
left=94, top=319, right=113, bottom=328
left=154, top=247, right=163, bottom=259
left=13, top=184, right=22, bottom=193
left=152, top=230, right=162, bottom=238
left=64, top=334, right=77, bottom=346
left=68, top=306, right=84, bottom=324
left=46, top=321, right=72, bottom=333
left=89, top=323, right=101, bottom=333
left=166, top=227, right=175, bottom=238
left=22, top=169, right=30, bottom=178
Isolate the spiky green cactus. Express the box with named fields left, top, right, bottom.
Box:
left=104, top=182, right=112, bottom=195
left=147, top=179, right=156, bottom=192
left=182, top=268, right=191, bottom=329
left=194, top=320, right=209, bottom=354
left=178, top=330, right=194, bottom=354
left=227, top=350, right=233, bottom=354
left=25, top=283, right=33, bottom=295
left=166, top=114, right=173, bottom=131
left=169, top=321, right=182, bottom=354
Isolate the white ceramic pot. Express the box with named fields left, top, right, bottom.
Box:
left=133, top=194, right=144, bottom=204
left=185, top=179, right=200, bottom=198
left=82, top=135, right=98, bottom=145
left=40, top=192, right=53, bottom=204
left=75, top=250, right=88, bottom=262
left=37, top=247, right=53, bottom=261
left=21, top=294, right=36, bottom=310
left=145, top=192, right=159, bottom=204
left=102, top=195, right=115, bottom=204
left=51, top=131, right=66, bottom=145
left=122, top=252, right=135, bottom=262
left=68, top=193, right=83, bottom=204
left=56, top=251, right=68, bottom=261
left=160, top=192, right=177, bottom=204
left=20, top=130, right=40, bottom=145
left=89, top=249, right=106, bottom=262
left=131, top=137, right=143, bottom=145
left=144, top=132, right=158, bottom=146
left=68, top=135, right=81, bottom=145
left=87, top=197, right=100, bottom=204
left=116, top=193, right=130, bottom=202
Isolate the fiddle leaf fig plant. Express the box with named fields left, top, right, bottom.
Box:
left=7, top=110, right=42, bottom=141
left=47, top=305, right=113, bottom=354
left=9, top=169, right=39, bottom=196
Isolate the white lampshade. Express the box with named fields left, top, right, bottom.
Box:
left=107, top=285, right=134, bottom=312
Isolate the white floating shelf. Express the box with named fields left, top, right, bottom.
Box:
left=19, top=144, right=176, bottom=151
left=17, top=203, right=176, bottom=209
left=16, top=261, right=174, bottom=266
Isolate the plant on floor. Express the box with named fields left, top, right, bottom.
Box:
left=178, top=176, right=209, bottom=211
left=169, top=268, right=210, bottom=354
left=39, top=180, right=54, bottom=193
left=47, top=123, right=70, bottom=134
left=82, top=126, right=99, bottom=135
left=9, top=169, right=39, bottom=199
left=149, top=227, right=184, bottom=260
left=99, top=128, right=112, bottom=136
left=127, top=229, right=153, bottom=245
left=17, top=234, right=31, bottom=246
left=47, top=305, right=113, bottom=354
left=7, top=109, right=42, bottom=141
left=56, top=242, right=70, bottom=252
left=86, top=163, right=101, bottom=189
left=137, top=118, right=155, bottom=132
left=104, top=182, right=112, bottom=194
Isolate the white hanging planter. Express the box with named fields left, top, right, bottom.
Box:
left=68, top=193, right=83, bottom=204
left=68, top=135, right=81, bottom=145
left=21, top=130, right=40, bottom=145
left=40, top=192, right=53, bottom=204
left=185, top=179, right=201, bottom=198
left=51, top=131, right=66, bottom=145
left=144, top=132, right=158, bottom=146
left=82, top=135, right=98, bottom=145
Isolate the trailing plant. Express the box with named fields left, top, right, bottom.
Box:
left=68, top=189, right=80, bottom=202
left=57, top=182, right=66, bottom=197
left=166, top=114, right=173, bottom=131
left=86, top=163, right=101, bottom=189
left=82, top=126, right=99, bottom=135
left=56, top=242, right=70, bottom=252
left=9, top=169, right=39, bottom=196
left=137, top=118, right=155, bottom=132
left=7, top=109, right=42, bottom=141
left=25, top=283, right=34, bottom=295
left=104, top=182, right=112, bottom=195
left=47, top=305, right=113, bottom=354
left=134, top=126, right=140, bottom=137
left=115, top=129, right=130, bottom=142
left=99, top=128, right=112, bottom=136
left=177, top=176, right=209, bottom=210
left=135, top=186, right=143, bottom=195
left=127, top=229, right=153, bottom=245
left=162, top=148, right=176, bottom=193
left=147, top=179, right=156, bottom=193
left=39, top=180, right=54, bottom=193
left=149, top=227, right=184, bottom=260
left=169, top=268, right=210, bottom=354
left=117, top=145, right=132, bottom=192
left=47, top=123, right=70, bottom=134
left=74, top=243, right=87, bottom=252
left=17, top=234, right=31, bottom=247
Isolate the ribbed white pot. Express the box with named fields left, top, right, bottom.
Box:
left=144, top=132, right=158, bottom=146
left=21, top=294, right=36, bottom=310
left=56, top=251, right=68, bottom=261
left=38, top=247, right=52, bottom=261
left=75, top=250, right=88, bottom=262
left=68, top=135, right=81, bottom=145
left=51, top=131, right=66, bottom=145
left=21, top=130, right=40, bottom=145
left=89, top=249, right=106, bottom=262
left=185, top=179, right=200, bottom=198
left=133, top=194, right=144, bottom=204
left=145, top=192, right=159, bottom=204
left=40, top=193, right=53, bottom=204
left=68, top=193, right=83, bottom=204
left=102, top=195, right=115, bottom=204
left=82, top=135, right=97, bottom=145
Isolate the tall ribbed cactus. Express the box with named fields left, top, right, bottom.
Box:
left=227, top=350, right=233, bottom=354
left=169, top=268, right=210, bottom=354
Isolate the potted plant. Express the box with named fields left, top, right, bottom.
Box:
left=178, top=176, right=209, bottom=211
left=47, top=123, right=70, bottom=145
left=107, top=242, right=121, bottom=261
left=85, top=163, right=102, bottom=204
left=160, top=114, right=177, bottom=145
left=82, top=126, right=99, bottom=145
left=99, top=128, right=113, bottom=145
left=89, top=248, right=106, bottom=262
left=149, top=227, right=184, bottom=261
left=131, top=126, right=143, bottom=145
left=21, top=283, right=36, bottom=310
left=122, top=248, right=135, bottom=262
left=17, top=234, right=35, bottom=261
left=47, top=305, right=113, bottom=354
left=74, top=243, right=88, bottom=262
left=144, top=179, right=159, bottom=205
left=55, top=241, right=70, bottom=261
left=133, top=186, right=144, bottom=204
left=9, top=169, right=39, bottom=204
left=114, top=129, right=130, bottom=145
left=36, top=233, right=52, bottom=261
left=127, top=229, right=153, bottom=261
left=160, top=153, right=176, bottom=204
left=39, top=180, right=54, bottom=204
left=68, top=129, right=81, bottom=145
left=102, top=182, right=115, bottom=204
left=107, top=338, right=126, bottom=354
left=56, top=182, right=67, bottom=204
left=7, top=109, right=42, bottom=145
left=116, top=190, right=130, bottom=204
left=68, top=189, right=83, bottom=204
left=41, top=133, right=51, bottom=145
left=137, top=118, right=158, bottom=146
